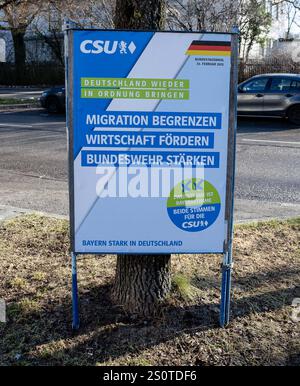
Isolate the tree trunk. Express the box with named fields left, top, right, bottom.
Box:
left=114, top=0, right=165, bottom=30
left=112, top=0, right=171, bottom=317
left=11, top=29, right=26, bottom=84
left=113, top=255, right=171, bottom=316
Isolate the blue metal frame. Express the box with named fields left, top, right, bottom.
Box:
left=220, top=251, right=233, bottom=327
left=219, top=27, right=239, bottom=328
left=71, top=252, right=80, bottom=330
left=64, top=20, right=80, bottom=330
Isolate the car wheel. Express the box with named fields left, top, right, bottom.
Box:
left=287, top=105, right=300, bottom=125
left=46, top=96, right=60, bottom=113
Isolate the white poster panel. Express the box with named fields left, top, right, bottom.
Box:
left=70, top=31, right=232, bottom=254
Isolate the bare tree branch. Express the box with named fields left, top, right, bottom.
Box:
left=0, top=0, right=23, bottom=10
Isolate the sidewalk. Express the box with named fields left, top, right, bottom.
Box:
left=0, top=205, right=67, bottom=223
left=0, top=103, right=40, bottom=111
left=0, top=86, right=44, bottom=99
left=1, top=199, right=300, bottom=225
left=234, top=198, right=300, bottom=223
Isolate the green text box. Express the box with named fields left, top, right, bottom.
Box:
left=81, top=88, right=189, bottom=100
left=81, top=77, right=189, bottom=89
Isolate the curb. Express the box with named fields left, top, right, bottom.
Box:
left=235, top=215, right=300, bottom=225
left=0, top=205, right=67, bottom=223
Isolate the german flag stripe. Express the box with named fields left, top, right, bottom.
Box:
left=190, top=41, right=231, bottom=47
left=186, top=50, right=231, bottom=56
left=189, top=45, right=231, bottom=51
left=186, top=40, right=231, bottom=56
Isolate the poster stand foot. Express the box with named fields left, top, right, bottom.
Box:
left=71, top=252, right=80, bottom=330
left=220, top=251, right=233, bottom=328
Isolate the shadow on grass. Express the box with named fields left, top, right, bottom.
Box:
left=1, top=270, right=299, bottom=365
left=191, top=267, right=300, bottom=291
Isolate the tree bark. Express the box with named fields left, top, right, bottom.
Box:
left=40, top=31, right=64, bottom=66
left=113, top=254, right=171, bottom=316
left=114, top=0, right=165, bottom=30
left=112, top=0, right=171, bottom=317
left=11, top=29, right=26, bottom=83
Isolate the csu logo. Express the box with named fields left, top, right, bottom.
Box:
left=80, top=40, right=136, bottom=55
left=182, top=179, right=204, bottom=193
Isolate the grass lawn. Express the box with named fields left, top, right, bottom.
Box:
left=0, top=98, right=37, bottom=105
left=0, top=215, right=299, bottom=366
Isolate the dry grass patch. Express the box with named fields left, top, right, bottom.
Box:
left=0, top=214, right=299, bottom=366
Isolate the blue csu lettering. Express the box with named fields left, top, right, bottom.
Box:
left=182, top=220, right=209, bottom=229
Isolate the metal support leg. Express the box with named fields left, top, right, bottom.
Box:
left=219, top=27, right=239, bottom=328
left=71, top=252, right=80, bottom=330
left=220, top=250, right=233, bottom=328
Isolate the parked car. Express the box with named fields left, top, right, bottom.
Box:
left=238, top=73, right=300, bottom=124
left=40, top=86, right=65, bottom=113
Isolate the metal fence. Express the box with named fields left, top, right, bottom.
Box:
left=1, top=57, right=300, bottom=86
left=0, top=33, right=64, bottom=86
left=0, top=62, right=64, bottom=86
left=238, top=58, right=300, bottom=83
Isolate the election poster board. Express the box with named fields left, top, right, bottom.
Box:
left=67, top=30, right=236, bottom=254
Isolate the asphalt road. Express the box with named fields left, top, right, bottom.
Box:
left=0, top=108, right=299, bottom=221
left=236, top=117, right=300, bottom=202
